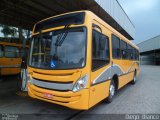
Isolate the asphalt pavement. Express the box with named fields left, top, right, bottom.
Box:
left=0, top=65, right=160, bottom=120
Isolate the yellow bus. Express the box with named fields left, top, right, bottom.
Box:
left=0, top=42, right=28, bottom=76
left=27, top=11, right=140, bottom=110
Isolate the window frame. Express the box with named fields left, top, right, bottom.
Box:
left=112, top=34, right=121, bottom=59
left=34, top=12, right=85, bottom=33
left=29, top=26, right=88, bottom=70
left=4, top=45, right=20, bottom=58
left=0, top=45, right=4, bottom=58
left=120, top=40, right=128, bottom=60
left=136, top=49, right=140, bottom=61
left=92, top=29, right=110, bottom=72
left=133, top=48, right=136, bottom=60
left=127, top=44, right=134, bottom=60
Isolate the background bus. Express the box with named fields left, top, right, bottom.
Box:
left=0, top=42, right=28, bottom=76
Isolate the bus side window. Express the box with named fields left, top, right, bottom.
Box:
left=128, top=44, right=133, bottom=60
left=112, top=34, right=121, bottom=59
left=136, top=49, right=140, bottom=60
left=120, top=40, right=128, bottom=60
left=133, top=49, right=136, bottom=60
left=0, top=45, right=4, bottom=57
left=92, top=30, right=110, bottom=71
left=131, top=47, right=134, bottom=60
left=4, top=46, right=20, bottom=58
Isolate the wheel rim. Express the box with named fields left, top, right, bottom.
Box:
left=134, top=75, right=136, bottom=82
left=109, top=83, right=115, bottom=98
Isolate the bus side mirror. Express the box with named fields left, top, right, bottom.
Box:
left=92, top=24, right=102, bottom=33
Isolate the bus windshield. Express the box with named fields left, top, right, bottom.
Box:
left=29, top=27, right=86, bottom=69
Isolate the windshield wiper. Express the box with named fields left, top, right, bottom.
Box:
left=55, top=24, right=70, bottom=46
left=53, top=24, right=71, bottom=61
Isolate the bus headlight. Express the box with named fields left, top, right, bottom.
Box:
left=72, top=75, right=88, bottom=92
left=26, top=70, right=32, bottom=84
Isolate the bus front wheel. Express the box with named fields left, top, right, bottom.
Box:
left=105, top=80, right=115, bottom=103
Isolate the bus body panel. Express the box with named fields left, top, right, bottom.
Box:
left=27, top=10, right=140, bottom=110
left=118, top=71, right=134, bottom=89
left=0, top=58, right=21, bottom=75
left=112, top=60, right=139, bottom=89
left=89, top=80, right=111, bottom=108
left=28, top=80, right=90, bottom=110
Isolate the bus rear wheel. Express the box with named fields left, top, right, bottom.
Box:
left=131, top=71, right=137, bottom=85
left=105, top=80, right=115, bottom=103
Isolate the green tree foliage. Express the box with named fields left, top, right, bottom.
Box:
left=0, top=24, right=31, bottom=44
left=0, top=25, right=17, bottom=38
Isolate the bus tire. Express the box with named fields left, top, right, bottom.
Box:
left=105, top=79, right=115, bottom=103
left=131, top=71, right=137, bottom=85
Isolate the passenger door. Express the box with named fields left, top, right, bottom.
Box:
left=89, top=21, right=111, bottom=108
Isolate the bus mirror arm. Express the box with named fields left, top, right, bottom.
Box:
left=92, top=24, right=102, bottom=33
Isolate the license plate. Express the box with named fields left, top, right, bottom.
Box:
left=43, top=93, right=53, bottom=99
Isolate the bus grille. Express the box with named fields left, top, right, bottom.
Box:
left=30, top=78, right=73, bottom=91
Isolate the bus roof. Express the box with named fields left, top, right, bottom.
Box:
left=33, top=10, right=138, bottom=50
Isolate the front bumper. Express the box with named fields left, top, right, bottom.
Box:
left=28, top=83, right=89, bottom=110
